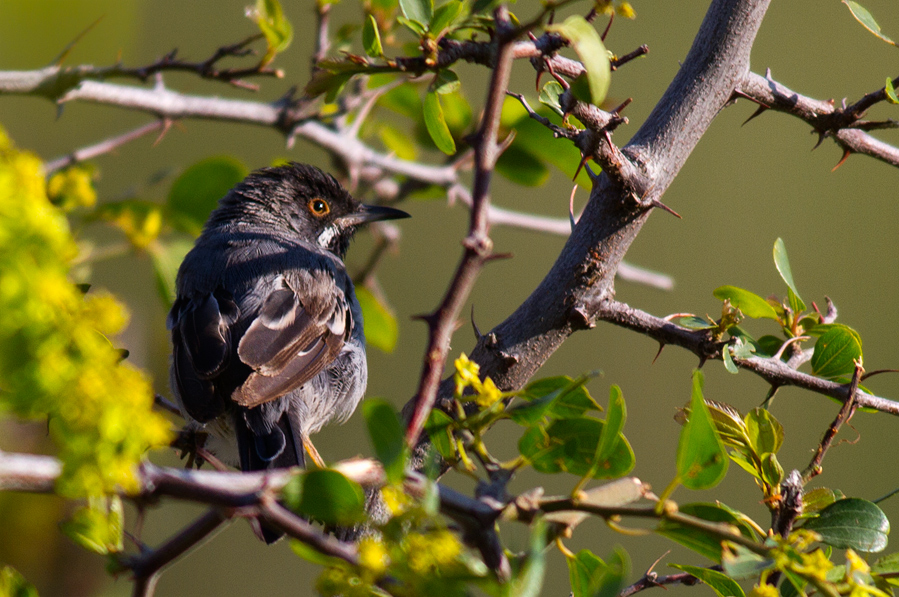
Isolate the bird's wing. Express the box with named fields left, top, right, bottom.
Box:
left=169, top=289, right=240, bottom=422
left=233, top=270, right=351, bottom=409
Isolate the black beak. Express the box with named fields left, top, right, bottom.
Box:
left=340, top=204, right=411, bottom=227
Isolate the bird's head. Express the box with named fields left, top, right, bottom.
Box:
left=213, top=162, right=409, bottom=257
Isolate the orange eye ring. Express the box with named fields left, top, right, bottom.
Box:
left=308, top=198, right=330, bottom=217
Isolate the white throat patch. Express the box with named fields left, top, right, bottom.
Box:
left=317, top=224, right=339, bottom=248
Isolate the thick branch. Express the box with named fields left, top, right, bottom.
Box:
left=738, top=71, right=899, bottom=167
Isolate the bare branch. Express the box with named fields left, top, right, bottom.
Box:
left=44, top=120, right=167, bottom=173
left=737, top=71, right=899, bottom=167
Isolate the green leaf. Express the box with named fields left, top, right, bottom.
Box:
left=669, top=564, right=746, bottom=597
left=363, top=399, right=407, bottom=483
left=675, top=316, right=717, bottom=330
left=167, top=156, right=248, bottom=236
left=519, top=418, right=634, bottom=478
left=399, top=0, right=432, bottom=27
left=424, top=409, right=455, bottom=459
left=546, top=16, right=611, bottom=106
left=539, top=81, right=565, bottom=116
left=290, top=539, right=346, bottom=566
left=362, top=14, right=384, bottom=58
left=379, top=83, right=421, bottom=118
left=59, top=497, right=124, bottom=555
left=253, top=0, right=294, bottom=58
left=872, top=552, right=899, bottom=578
left=596, top=385, right=626, bottom=463
left=802, top=487, right=841, bottom=515
left=513, top=518, right=547, bottom=597
left=810, top=323, right=862, bottom=379
left=568, top=549, right=608, bottom=597
left=713, top=286, right=779, bottom=320
left=423, top=90, right=456, bottom=154
left=496, top=145, right=550, bottom=187
left=433, top=69, right=460, bottom=95
left=886, top=78, right=899, bottom=104
left=745, top=408, right=783, bottom=455
left=802, top=498, right=890, bottom=552
left=760, top=453, right=784, bottom=487
left=722, top=345, right=738, bottom=374
left=0, top=566, right=38, bottom=597
left=773, top=238, right=806, bottom=312
left=676, top=371, right=729, bottom=490
left=722, top=544, right=774, bottom=579
left=658, top=503, right=759, bottom=562
left=355, top=286, right=399, bottom=353
left=510, top=376, right=601, bottom=425
left=296, top=470, right=366, bottom=526
left=842, top=1, right=896, bottom=45
left=596, top=547, right=630, bottom=597
left=430, top=1, right=464, bottom=33
left=148, top=237, right=193, bottom=309
left=397, top=15, right=427, bottom=36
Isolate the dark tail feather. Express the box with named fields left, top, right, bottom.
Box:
left=235, top=413, right=305, bottom=543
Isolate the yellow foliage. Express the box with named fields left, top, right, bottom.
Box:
left=0, top=128, right=172, bottom=497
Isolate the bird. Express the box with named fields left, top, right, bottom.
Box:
left=167, top=162, right=409, bottom=540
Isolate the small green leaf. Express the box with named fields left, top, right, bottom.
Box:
left=713, top=286, right=779, bottom=320
left=539, top=81, right=565, bottom=116
left=675, top=316, right=717, bottom=330
left=773, top=238, right=806, bottom=312
left=722, top=544, right=774, bottom=579
left=433, top=69, right=460, bottom=95
left=745, top=408, right=784, bottom=455
left=379, top=83, right=421, bottom=118
left=355, top=286, right=399, bottom=353
left=811, top=323, right=862, bottom=380
left=253, top=0, right=294, bottom=60
left=425, top=409, right=455, bottom=459
left=722, top=345, right=738, bottom=374
left=669, top=564, right=746, bottom=597
left=363, top=399, right=407, bottom=483
left=512, top=376, right=602, bottom=424
left=362, top=14, right=384, bottom=58
left=658, top=503, right=759, bottom=562
left=378, top=123, right=418, bottom=161
left=149, top=237, right=193, bottom=308
left=296, top=470, right=366, bottom=526
left=290, top=539, right=345, bottom=566
left=886, top=78, right=899, bottom=104
left=568, top=549, right=608, bottom=597
left=0, top=566, right=38, bottom=597
left=430, top=0, right=463, bottom=33
left=760, top=453, right=784, bottom=487
left=423, top=90, right=456, bottom=154
left=60, top=497, right=124, bottom=555
left=397, top=15, right=427, bottom=36
left=842, top=1, right=896, bottom=45
left=596, top=547, right=630, bottom=597
left=596, top=385, right=626, bottom=463
left=802, top=498, right=890, bottom=552
left=167, top=156, right=248, bottom=236
left=802, top=487, right=841, bottom=515
left=872, top=552, right=899, bottom=577
left=546, top=16, right=611, bottom=106
left=399, top=0, right=432, bottom=27
left=676, top=370, right=729, bottom=490
left=519, top=418, right=634, bottom=478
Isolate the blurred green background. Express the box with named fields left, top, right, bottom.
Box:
left=1, top=1, right=898, bottom=595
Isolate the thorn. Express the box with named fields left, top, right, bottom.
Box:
left=535, top=68, right=545, bottom=91
left=484, top=252, right=513, bottom=263
left=697, top=356, right=708, bottom=369
left=831, top=148, right=851, bottom=172
left=411, top=312, right=439, bottom=329
left=652, top=343, right=665, bottom=365
left=742, top=105, right=768, bottom=126
left=649, top=199, right=682, bottom=219
left=611, top=97, right=632, bottom=115
left=573, top=153, right=591, bottom=181
left=732, top=89, right=770, bottom=108
left=471, top=305, right=482, bottom=341
left=765, top=67, right=773, bottom=81
left=152, top=119, right=174, bottom=147
left=569, top=184, right=578, bottom=232
left=812, top=131, right=826, bottom=151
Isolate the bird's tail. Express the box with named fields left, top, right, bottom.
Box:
left=235, top=412, right=305, bottom=543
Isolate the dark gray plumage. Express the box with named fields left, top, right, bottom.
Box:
left=168, top=163, right=408, bottom=541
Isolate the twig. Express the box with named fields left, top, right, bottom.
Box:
left=44, top=120, right=166, bottom=173
left=405, top=8, right=518, bottom=447
left=802, top=361, right=863, bottom=482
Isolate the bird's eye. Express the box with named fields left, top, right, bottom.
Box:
left=308, top=198, right=330, bottom=217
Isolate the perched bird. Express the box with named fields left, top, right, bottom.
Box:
left=168, top=163, right=409, bottom=538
